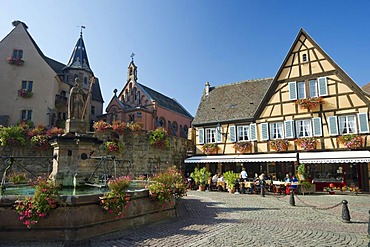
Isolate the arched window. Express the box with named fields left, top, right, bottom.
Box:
left=159, top=117, right=166, bottom=128
left=172, top=121, right=178, bottom=133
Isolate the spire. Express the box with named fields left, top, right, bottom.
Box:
left=63, top=27, right=91, bottom=72
left=127, top=54, right=138, bottom=82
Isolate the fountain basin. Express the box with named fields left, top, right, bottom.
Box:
left=0, top=189, right=176, bottom=244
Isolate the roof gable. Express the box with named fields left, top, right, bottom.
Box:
left=261, top=28, right=370, bottom=113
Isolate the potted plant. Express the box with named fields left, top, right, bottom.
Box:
left=100, top=176, right=132, bottom=218
left=202, top=143, right=218, bottom=155
left=337, top=134, right=363, bottom=149
left=0, top=125, right=27, bottom=147
left=223, top=171, right=239, bottom=193
left=112, top=121, right=127, bottom=135
left=294, top=137, right=317, bottom=151
left=17, top=89, right=33, bottom=98
left=190, top=167, right=211, bottom=191
left=233, top=141, right=252, bottom=153
left=93, top=120, right=112, bottom=134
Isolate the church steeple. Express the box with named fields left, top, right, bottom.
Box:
left=63, top=28, right=91, bottom=72
left=127, top=53, right=138, bottom=82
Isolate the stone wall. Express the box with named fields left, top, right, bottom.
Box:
left=0, top=131, right=193, bottom=182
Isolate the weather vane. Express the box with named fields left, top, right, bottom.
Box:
left=77, top=25, right=86, bottom=36
left=130, top=52, right=135, bottom=61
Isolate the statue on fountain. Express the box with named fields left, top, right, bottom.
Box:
left=65, top=77, right=91, bottom=134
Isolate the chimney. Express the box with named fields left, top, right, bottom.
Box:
left=205, top=82, right=210, bottom=96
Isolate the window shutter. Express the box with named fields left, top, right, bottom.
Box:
left=198, top=128, right=204, bottom=144
left=312, top=117, right=322, bottom=137
left=216, top=126, right=222, bottom=143
left=318, top=77, right=328, bottom=96
left=229, top=125, right=236, bottom=142
left=358, top=113, right=369, bottom=133
left=249, top=123, right=257, bottom=141
left=284, top=120, right=295, bottom=139
left=289, top=81, right=297, bottom=100
left=327, top=116, right=338, bottom=136
left=261, top=123, right=269, bottom=141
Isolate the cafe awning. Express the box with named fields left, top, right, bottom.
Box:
left=236, top=153, right=297, bottom=162
left=299, top=151, right=370, bottom=164
left=184, top=153, right=297, bottom=163
left=184, top=155, right=239, bottom=163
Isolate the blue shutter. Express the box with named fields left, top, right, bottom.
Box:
left=312, top=117, right=322, bottom=137
left=289, top=81, right=297, bottom=100
left=358, top=113, right=369, bottom=133
left=229, top=126, right=236, bottom=142
left=249, top=124, right=257, bottom=141
left=284, top=120, right=295, bottom=139
left=327, top=116, right=338, bottom=136
left=261, top=123, right=269, bottom=141
left=216, top=126, right=222, bottom=143
left=318, top=77, right=328, bottom=96
left=198, top=128, right=204, bottom=144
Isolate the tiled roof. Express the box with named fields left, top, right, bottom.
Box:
left=192, top=78, right=273, bottom=126
left=361, top=82, right=370, bottom=94
left=137, top=83, right=193, bottom=119
left=91, top=78, right=104, bottom=102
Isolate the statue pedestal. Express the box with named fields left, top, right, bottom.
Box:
left=65, top=119, right=88, bottom=134
left=49, top=135, right=101, bottom=187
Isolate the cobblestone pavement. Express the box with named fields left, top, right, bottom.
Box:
left=1, top=191, right=369, bottom=247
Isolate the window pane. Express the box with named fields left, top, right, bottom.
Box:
left=18, top=50, right=23, bottom=59
left=21, top=110, right=26, bottom=120
left=297, top=81, right=305, bottom=99
left=28, top=81, right=33, bottom=91
left=27, top=110, right=32, bottom=120
left=22, top=81, right=27, bottom=89
left=309, top=80, right=317, bottom=98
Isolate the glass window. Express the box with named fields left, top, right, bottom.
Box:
left=237, top=125, right=249, bottom=141
left=21, top=110, right=32, bottom=121
left=21, top=81, right=33, bottom=91
left=270, top=122, right=284, bottom=139
left=296, top=119, right=312, bottom=137
left=302, top=54, right=307, bottom=62
left=338, top=115, right=357, bottom=134
left=91, top=106, right=95, bottom=116
left=297, top=81, right=305, bottom=99
left=205, top=128, right=216, bottom=143
left=309, top=80, right=317, bottom=98
left=13, top=49, right=23, bottom=59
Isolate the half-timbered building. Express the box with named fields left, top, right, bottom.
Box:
left=186, top=29, right=370, bottom=192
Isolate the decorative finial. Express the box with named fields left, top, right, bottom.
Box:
left=130, top=52, right=135, bottom=61
left=77, top=25, right=86, bottom=36
left=113, top=89, right=118, bottom=96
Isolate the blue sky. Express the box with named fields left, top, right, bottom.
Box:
left=1, top=1, right=370, bottom=116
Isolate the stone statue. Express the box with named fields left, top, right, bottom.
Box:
left=68, top=78, right=86, bottom=120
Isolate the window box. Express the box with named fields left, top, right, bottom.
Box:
left=269, top=139, right=289, bottom=152
left=295, top=96, right=324, bottom=110
left=7, top=56, right=24, bottom=66
left=17, top=89, right=33, bottom=98
left=337, top=134, right=363, bottom=149
left=233, top=141, right=252, bottom=153
left=202, top=143, right=218, bottom=155
left=294, top=137, right=317, bottom=151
